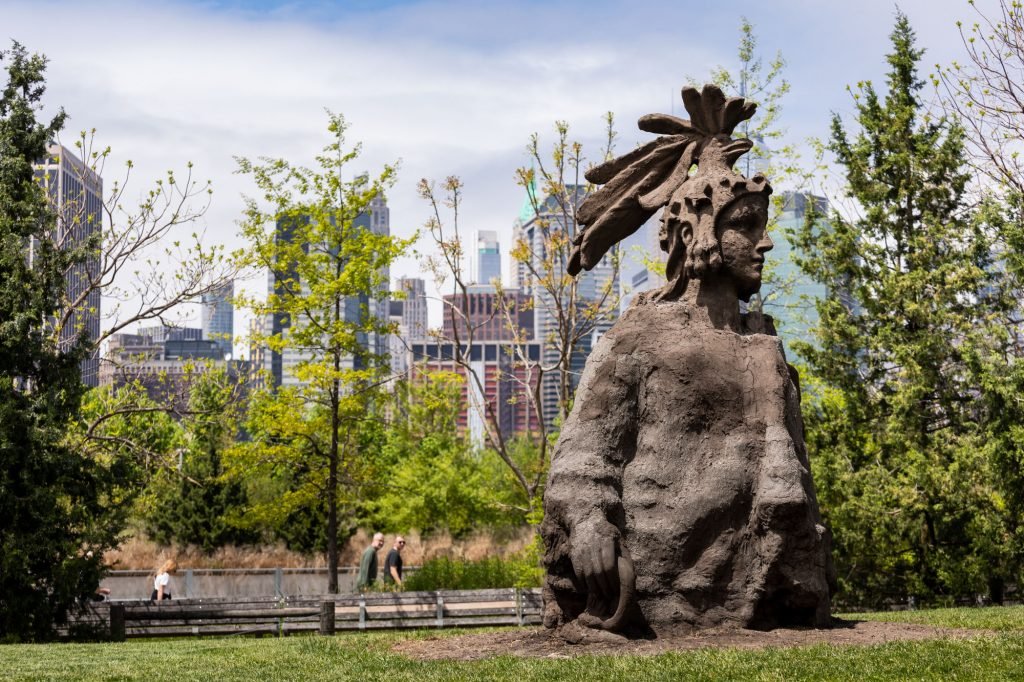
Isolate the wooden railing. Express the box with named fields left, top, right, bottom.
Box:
left=71, top=588, right=543, bottom=639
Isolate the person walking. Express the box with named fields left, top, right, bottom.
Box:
left=357, top=532, right=385, bottom=591
left=151, top=559, right=177, bottom=601
left=382, top=536, right=405, bottom=589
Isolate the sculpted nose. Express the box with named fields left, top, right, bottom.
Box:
left=757, top=230, right=774, bottom=254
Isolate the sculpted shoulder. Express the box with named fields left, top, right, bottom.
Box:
left=602, top=296, right=696, bottom=355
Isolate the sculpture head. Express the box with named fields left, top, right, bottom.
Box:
left=570, top=84, right=773, bottom=302
left=714, top=193, right=773, bottom=302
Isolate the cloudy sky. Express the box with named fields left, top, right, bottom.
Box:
left=2, top=0, right=988, bottom=341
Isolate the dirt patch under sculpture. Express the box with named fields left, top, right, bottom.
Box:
left=392, top=620, right=988, bottom=661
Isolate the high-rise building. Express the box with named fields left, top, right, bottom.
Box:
left=763, top=192, right=831, bottom=355
left=386, top=277, right=428, bottom=381
left=405, top=284, right=540, bottom=440
left=33, top=145, right=102, bottom=386
left=618, top=215, right=666, bottom=312
left=359, top=192, right=391, bottom=362
left=512, top=185, right=618, bottom=427
left=261, top=189, right=391, bottom=388
left=388, top=299, right=408, bottom=380
left=248, top=315, right=271, bottom=393
left=100, top=332, right=225, bottom=406
left=409, top=340, right=543, bottom=441
left=476, top=230, right=501, bottom=285
left=201, top=280, right=234, bottom=358
left=441, top=284, right=532, bottom=342
left=396, top=277, right=427, bottom=342
left=137, top=325, right=203, bottom=343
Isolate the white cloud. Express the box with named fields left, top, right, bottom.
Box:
left=2, top=0, right=983, bottom=340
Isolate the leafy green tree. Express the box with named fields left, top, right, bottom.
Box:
left=75, top=382, right=181, bottom=515
left=793, top=14, right=1013, bottom=604
left=937, top=1, right=1024, bottom=598
left=367, top=371, right=515, bottom=537
left=0, top=42, right=119, bottom=641
left=702, top=16, right=790, bottom=179
left=229, top=113, right=412, bottom=592
left=419, top=117, right=618, bottom=513
left=143, top=367, right=257, bottom=551
left=693, top=17, right=826, bottom=330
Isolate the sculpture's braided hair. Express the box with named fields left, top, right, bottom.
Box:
left=570, top=84, right=771, bottom=301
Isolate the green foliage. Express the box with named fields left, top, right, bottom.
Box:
left=794, top=14, right=1019, bottom=606
left=142, top=367, right=258, bottom=551
left=0, top=42, right=128, bottom=641
left=76, top=383, right=181, bottom=518
left=229, top=114, right=413, bottom=589
left=365, top=372, right=524, bottom=537
left=403, top=552, right=542, bottom=591
left=227, top=387, right=358, bottom=554
left=695, top=17, right=820, bottom=322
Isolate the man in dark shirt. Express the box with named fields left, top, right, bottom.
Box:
left=357, top=532, right=385, bottom=591
left=382, top=535, right=405, bottom=588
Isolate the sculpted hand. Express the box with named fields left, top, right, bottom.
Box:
left=570, top=518, right=621, bottom=618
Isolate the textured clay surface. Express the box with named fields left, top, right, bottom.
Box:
left=541, top=299, right=834, bottom=634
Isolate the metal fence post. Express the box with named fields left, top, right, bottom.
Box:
left=109, top=604, right=126, bottom=642
left=515, top=588, right=524, bottom=626
left=436, top=594, right=444, bottom=628
left=274, top=567, right=283, bottom=597
left=358, top=596, right=367, bottom=630
left=185, top=568, right=195, bottom=598
left=319, top=600, right=336, bottom=636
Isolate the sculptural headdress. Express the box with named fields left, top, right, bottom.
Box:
left=569, top=83, right=771, bottom=300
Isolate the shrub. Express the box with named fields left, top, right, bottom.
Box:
left=404, top=552, right=542, bottom=591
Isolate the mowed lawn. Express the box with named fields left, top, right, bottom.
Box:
left=4, top=607, right=1024, bottom=682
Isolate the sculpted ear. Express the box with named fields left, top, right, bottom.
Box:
left=680, top=220, right=693, bottom=245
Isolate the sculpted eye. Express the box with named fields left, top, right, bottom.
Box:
left=729, top=216, right=756, bottom=232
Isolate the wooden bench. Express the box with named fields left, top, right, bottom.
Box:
left=72, top=588, right=543, bottom=639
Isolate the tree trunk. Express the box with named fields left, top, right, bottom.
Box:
left=327, top=377, right=340, bottom=594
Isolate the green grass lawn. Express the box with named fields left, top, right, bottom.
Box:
left=843, top=603, right=1024, bottom=631
left=4, top=607, right=1024, bottom=682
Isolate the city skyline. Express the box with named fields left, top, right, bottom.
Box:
left=1, top=0, right=983, bottom=351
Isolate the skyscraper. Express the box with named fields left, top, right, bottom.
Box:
left=358, top=191, right=391, bottom=361
left=201, top=280, right=234, bottom=358
left=512, top=185, right=618, bottom=427
left=396, top=276, right=427, bottom=341
left=763, top=191, right=831, bottom=354
left=476, top=230, right=501, bottom=285
left=618, top=215, right=666, bottom=312
left=387, top=277, right=428, bottom=381
left=33, top=145, right=103, bottom=387
left=261, top=189, right=391, bottom=388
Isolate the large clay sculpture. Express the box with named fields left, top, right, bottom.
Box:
left=542, top=84, right=835, bottom=636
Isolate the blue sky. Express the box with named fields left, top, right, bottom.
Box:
left=1, top=0, right=988, bottom=337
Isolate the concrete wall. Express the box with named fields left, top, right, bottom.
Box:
left=101, top=567, right=412, bottom=599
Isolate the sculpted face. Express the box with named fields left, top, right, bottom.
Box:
left=715, top=194, right=772, bottom=302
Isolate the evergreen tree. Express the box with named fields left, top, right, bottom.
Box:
left=144, top=367, right=257, bottom=551
left=794, top=14, right=1013, bottom=604
left=0, top=43, right=120, bottom=640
